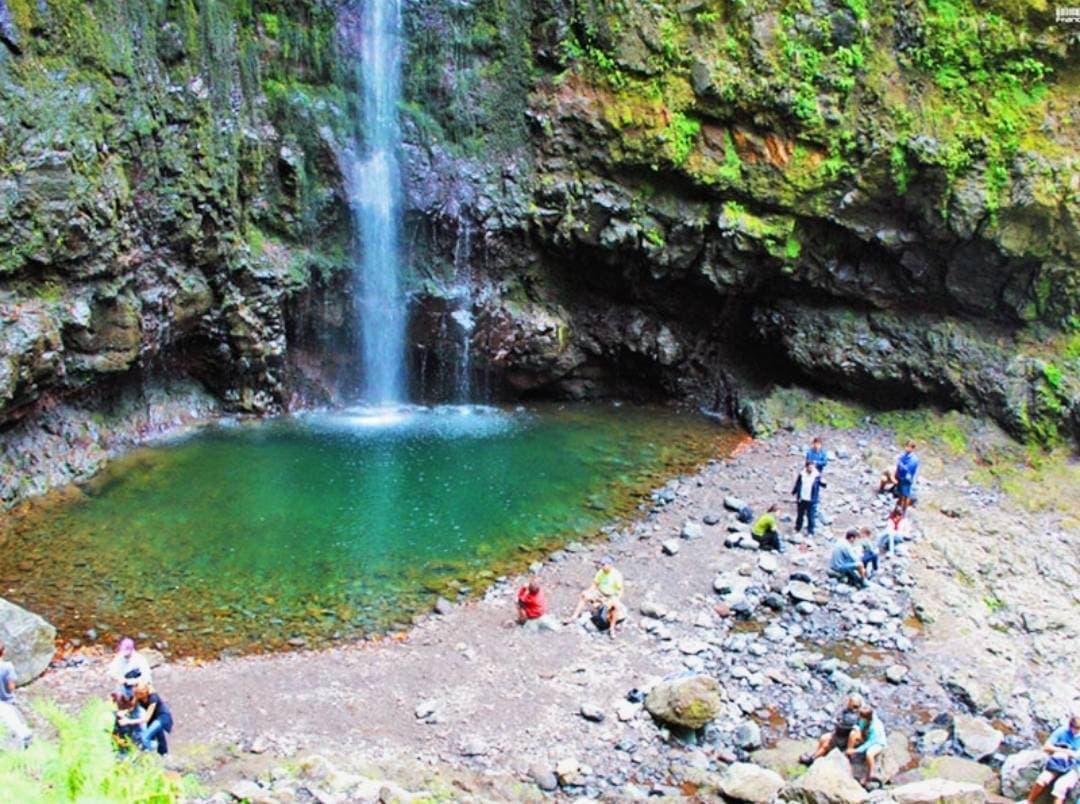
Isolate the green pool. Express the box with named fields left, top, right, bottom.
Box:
left=0, top=404, right=738, bottom=657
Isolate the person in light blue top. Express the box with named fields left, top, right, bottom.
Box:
left=805, top=436, right=829, bottom=473
left=1028, top=713, right=1080, bottom=804
left=848, top=705, right=887, bottom=786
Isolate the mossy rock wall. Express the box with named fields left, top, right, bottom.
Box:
left=396, top=0, right=1080, bottom=443
left=0, top=0, right=356, bottom=421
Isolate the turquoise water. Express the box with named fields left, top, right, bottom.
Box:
left=0, top=404, right=737, bottom=656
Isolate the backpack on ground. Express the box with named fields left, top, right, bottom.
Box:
left=737, top=505, right=753, bottom=524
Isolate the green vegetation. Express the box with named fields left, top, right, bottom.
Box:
left=901, top=0, right=1052, bottom=217
left=0, top=699, right=194, bottom=802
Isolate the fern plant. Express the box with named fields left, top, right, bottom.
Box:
left=0, top=699, right=193, bottom=803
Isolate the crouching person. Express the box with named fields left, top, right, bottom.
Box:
left=118, top=681, right=174, bottom=756
left=0, top=641, right=31, bottom=749
left=1028, top=713, right=1080, bottom=804
left=516, top=577, right=559, bottom=631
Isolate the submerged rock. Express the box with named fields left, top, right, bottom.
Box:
left=0, top=597, right=56, bottom=683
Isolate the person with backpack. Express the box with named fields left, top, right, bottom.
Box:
left=893, top=441, right=920, bottom=513
left=117, top=681, right=174, bottom=755
left=566, top=556, right=626, bottom=638
left=792, top=461, right=826, bottom=537
left=1027, top=713, right=1080, bottom=804
left=801, top=694, right=865, bottom=765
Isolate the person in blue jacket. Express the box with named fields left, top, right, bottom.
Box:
left=806, top=436, right=829, bottom=472
left=792, top=461, right=826, bottom=537
left=894, top=440, right=919, bottom=513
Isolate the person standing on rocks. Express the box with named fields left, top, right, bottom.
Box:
left=1027, top=713, right=1080, bottom=804
left=893, top=441, right=919, bottom=513
left=0, top=641, right=32, bottom=749
left=750, top=504, right=784, bottom=553
left=801, top=693, right=864, bottom=765
left=792, top=461, right=825, bottom=537
left=108, top=637, right=153, bottom=696
left=566, top=556, right=625, bottom=638
left=806, top=436, right=829, bottom=473
left=830, top=529, right=868, bottom=588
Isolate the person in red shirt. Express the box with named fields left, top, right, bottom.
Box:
left=516, top=577, right=547, bottom=624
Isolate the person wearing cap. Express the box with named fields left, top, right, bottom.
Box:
left=1027, top=713, right=1080, bottom=803
left=801, top=694, right=865, bottom=765
left=108, top=637, right=153, bottom=695
left=0, top=641, right=32, bottom=749
left=566, top=556, right=626, bottom=638
left=830, top=529, right=868, bottom=588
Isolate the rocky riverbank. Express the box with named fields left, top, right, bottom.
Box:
left=19, top=416, right=1079, bottom=802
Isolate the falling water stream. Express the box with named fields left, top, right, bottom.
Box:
left=346, top=0, right=406, bottom=405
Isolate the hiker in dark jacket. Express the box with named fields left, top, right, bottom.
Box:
left=792, top=461, right=826, bottom=537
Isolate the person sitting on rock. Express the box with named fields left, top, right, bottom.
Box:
left=792, top=461, right=826, bottom=537
left=516, top=576, right=558, bottom=631
left=830, top=529, right=868, bottom=588
left=801, top=694, right=865, bottom=765
left=566, top=556, right=625, bottom=638
left=877, top=505, right=910, bottom=556
left=108, top=637, right=153, bottom=696
left=848, top=704, right=887, bottom=786
left=857, top=527, right=879, bottom=578
left=751, top=504, right=784, bottom=553
left=116, top=680, right=173, bottom=756
left=0, top=641, right=32, bottom=750
left=1027, top=713, right=1080, bottom=804
left=806, top=436, right=829, bottom=473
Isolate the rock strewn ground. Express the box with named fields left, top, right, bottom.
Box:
left=22, top=423, right=1080, bottom=802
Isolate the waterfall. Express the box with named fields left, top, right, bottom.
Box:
left=344, top=0, right=406, bottom=405
left=451, top=220, right=473, bottom=402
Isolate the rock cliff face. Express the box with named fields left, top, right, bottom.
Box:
left=398, top=0, right=1080, bottom=444
left=0, top=0, right=355, bottom=428
left=1, top=0, right=1078, bottom=505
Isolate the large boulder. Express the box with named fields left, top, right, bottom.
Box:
left=781, top=749, right=869, bottom=804
left=999, top=749, right=1047, bottom=798
left=888, top=778, right=987, bottom=804
left=751, top=738, right=818, bottom=779
left=645, top=674, right=724, bottom=729
left=916, top=756, right=998, bottom=793
left=0, top=597, right=56, bottom=683
left=952, top=715, right=1003, bottom=760
left=717, top=762, right=785, bottom=803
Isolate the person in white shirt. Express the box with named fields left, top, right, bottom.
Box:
left=108, top=637, right=153, bottom=694
left=0, top=641, right=32, bottom=749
